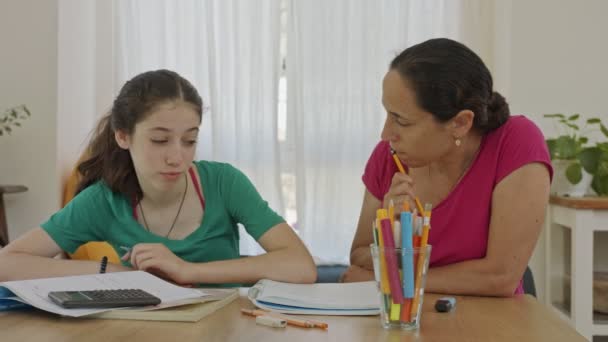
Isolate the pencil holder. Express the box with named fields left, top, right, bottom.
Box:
left=370, top=244, right=432, bottom=330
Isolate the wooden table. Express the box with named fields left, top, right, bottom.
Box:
left=545, top=194, right=608, bottom=340
left=0, top=291, right=584, bottom=341
left=0, top=185, right=27, bottom=247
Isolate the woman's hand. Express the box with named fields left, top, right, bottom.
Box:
left=383, top=172, right=416, bottom=213
left=122, top=243, right=192, bottom=285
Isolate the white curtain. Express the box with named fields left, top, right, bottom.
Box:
left=113, top=0, right=495, bottom=263
left=286, top=0, right=495, bottom=264
left=114, top=0, right=283, bottom=255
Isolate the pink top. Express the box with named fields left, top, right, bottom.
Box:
left=362, top=115, right=553, bottom=295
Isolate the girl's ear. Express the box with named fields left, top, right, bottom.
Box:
left=114, top=130, right=131, bottom=150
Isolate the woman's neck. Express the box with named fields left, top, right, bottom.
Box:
left=428, top=133, right=482, bottom=185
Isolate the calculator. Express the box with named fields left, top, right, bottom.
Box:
left=48, top=289, right=161, bottom=309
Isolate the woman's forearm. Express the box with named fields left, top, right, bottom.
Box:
left=425, top=258, right=520, bottom=297
left=0, top=252, right=130, bottom=281
left=183, top=248, right=317, bottom=285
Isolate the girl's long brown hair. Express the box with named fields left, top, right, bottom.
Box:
left=76, top=70, right=203, bottom=199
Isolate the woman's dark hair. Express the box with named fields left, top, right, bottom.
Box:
left=390, top=38, right=509, bottom=133
left=76, top=69, right=203, bottom=198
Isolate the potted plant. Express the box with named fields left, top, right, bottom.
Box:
left=0, top=105, right=31, bottom=136
left=544, top=113, right=608, bottom=196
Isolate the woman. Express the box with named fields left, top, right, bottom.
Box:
left=343, top=38, right=552, bottom=296
left=0, top=70, right=317, bottom=286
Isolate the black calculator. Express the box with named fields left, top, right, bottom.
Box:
left=48, top=289, right=161, bottom=309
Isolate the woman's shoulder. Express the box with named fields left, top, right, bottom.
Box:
left=490, top=115, right=544, bottom=138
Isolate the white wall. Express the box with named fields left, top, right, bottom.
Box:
left=0, top=0, right=59, bottom=238
left=0, top=0, right=114, bottom=241
left=499, top=0, right=608, bottom=302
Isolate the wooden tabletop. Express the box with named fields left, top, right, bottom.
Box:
left=0, top=292, right=584, bottom=342
left=550, top=194, right=608, bottom=209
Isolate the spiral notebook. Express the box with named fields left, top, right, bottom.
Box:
left=248, top=279, right=380, bottom=315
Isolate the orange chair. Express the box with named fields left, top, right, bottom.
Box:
left=62, top=155, right=121, bottom=264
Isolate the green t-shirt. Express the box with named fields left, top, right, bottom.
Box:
left=42, top=161, right=284, bottom=284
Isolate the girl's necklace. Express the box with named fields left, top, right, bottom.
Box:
left=139, top=174, right=188, bottom=238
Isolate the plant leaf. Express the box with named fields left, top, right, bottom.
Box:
left=566, top=123, right=579, bottom=130
left=555, top=136, right=579, bottom=159
left=579, top=147, right=601, bottom=173
left=591, top=173, right=608, bottom=196
left=566, top=162, right=583, bottom=184
left=587, top=118, right=601, bottom=124
left=568, top=114, right=580, bottom=121
left=546, top=139, right=557, bottom=159
left=10, top=109, right=17, bottom=118
left=579, top=137, right=589, bottom=144
left=544, top=113, right=565, bottom=119
left=601, top=123, right=608, bottom=138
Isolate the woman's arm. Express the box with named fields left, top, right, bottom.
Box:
left=0, top=228, right=130, bottom=281
left=349, top=190, right=382, bottom=271
left=424, top=163, right=550, bottom=296
left=129, top=222, right=317, bottom=285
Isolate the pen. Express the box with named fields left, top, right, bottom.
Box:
left=241, top=308, right=329, bottom=330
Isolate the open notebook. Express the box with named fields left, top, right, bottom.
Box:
left=0, top=271, right=237, bottom=322
left=248, top=279, right=380, bottom=315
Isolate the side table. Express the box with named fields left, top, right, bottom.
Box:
left=544, top=195, right=608, bottom=340
left=0, top=185, right=28, bottom=247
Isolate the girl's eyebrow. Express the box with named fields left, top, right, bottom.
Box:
left=148, top=127, right=199, bottom=132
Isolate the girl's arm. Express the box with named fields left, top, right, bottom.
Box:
left=0, top=228, right=130, bottom=281
left=129, top=222, right=317, bottom=285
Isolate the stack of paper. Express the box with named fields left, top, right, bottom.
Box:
left=248, top=279, right=380, bottom=315
left=0, top=271, right=237, bottom=322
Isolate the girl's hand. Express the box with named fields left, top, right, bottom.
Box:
left=122, top=243, right=193, bottom=286
left=383, top=172, right=416, bottom=214
left=339, top=264, right=374, bottom=283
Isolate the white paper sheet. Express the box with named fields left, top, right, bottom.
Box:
left=0, top=271, right=206, bottom=317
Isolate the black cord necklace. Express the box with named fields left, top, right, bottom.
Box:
left=139, top=174, right=188, bottom=238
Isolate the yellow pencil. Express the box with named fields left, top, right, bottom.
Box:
left=391, top=150, right=407, bottom=174
left=376, top=210, right=390, bottom=295
left=390, top=148, right=425, bottom=215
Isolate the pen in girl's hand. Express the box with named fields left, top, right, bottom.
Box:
left=120, top=246, right=131, bottom=260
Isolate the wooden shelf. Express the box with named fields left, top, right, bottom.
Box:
left=550, top=195, right=608, bottom=209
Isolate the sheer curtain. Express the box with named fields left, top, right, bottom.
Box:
left=286, top=0, right=495, bottom=264
left=114, top=0, right=283, bottom=255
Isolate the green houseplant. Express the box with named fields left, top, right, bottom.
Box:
left=544, top=113, right=608, bottom=196
left=0, top=105, right=31, bottom=136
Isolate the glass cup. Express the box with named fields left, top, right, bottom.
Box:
left=370, top=244, right=432, bottom=330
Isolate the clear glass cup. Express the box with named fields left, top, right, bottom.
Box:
left=370, top=244, right=432, bottom=330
